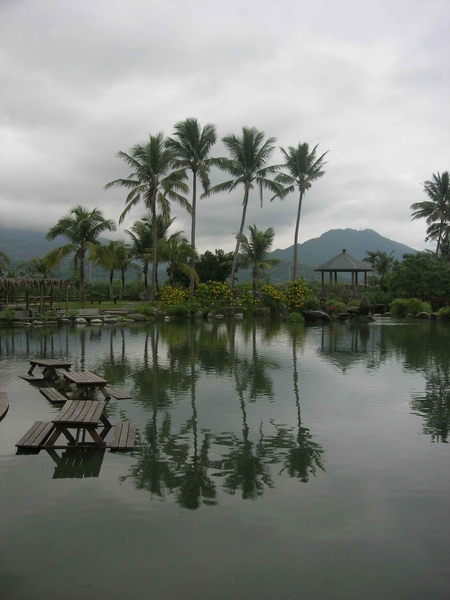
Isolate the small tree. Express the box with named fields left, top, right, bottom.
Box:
left=45, top=205, right=116, bottom=305
left=239, top=225, right=279, bottom=294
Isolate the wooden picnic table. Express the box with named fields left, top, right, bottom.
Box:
left=27, top=358, right=73, bottom=381
left=59, top=371, right=111, bottom=400
left=16, top=399, right=136, bottom=451
left=45, top=400, right=112, bottom=447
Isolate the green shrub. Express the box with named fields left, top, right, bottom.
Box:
left=164, top=302, right=191, bottom=318
left=389, top=298, right=409, bottom=317
left=303, top=294, right=320, bottom=310
left=0, top=307, right=16, bottom=325
left=390, top=298, right=431, bottom=318
left=438, top=306, right=450, bottom=321
left=135, top=304, right=154, bottom=317
left=407, top=298, right=431, bottom=315
left=286, top=312, right=304, bottom=323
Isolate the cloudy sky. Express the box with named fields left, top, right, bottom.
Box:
left=1, top=0, right=448, bottom=254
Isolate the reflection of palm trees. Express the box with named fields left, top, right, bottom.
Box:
left=174, top=326, right=216, bottom=509
left=411, top=365, right=450, bottom=443
left=218, top=321, right=274, bottom=499
left=121, top=410, right=184, bottom=498
left=280, top=325, right=325, bottom=482
left=221, top=397, right=273, bottom=499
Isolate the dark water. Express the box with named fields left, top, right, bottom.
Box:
left=1, top=318, right=449, bottom=599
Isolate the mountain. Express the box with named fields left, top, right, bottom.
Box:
left=257, top=228, right=418, bottom=283
left=0, top=226, right=418, bottom=283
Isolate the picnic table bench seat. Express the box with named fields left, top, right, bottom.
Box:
left=20, top=373, right=44, bottom=382
left=110, top=421, right=136, bottom=450
left=39, top=387, right=68, bottom=404
left=103, top=387, right=132, bottom=400
left=16, top=421, right=55, bottom=449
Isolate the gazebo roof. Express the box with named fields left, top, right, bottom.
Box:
left=314, top=249, right=374, bottom=272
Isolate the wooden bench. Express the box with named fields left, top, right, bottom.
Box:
left=90, top=294, right=102, bottom=304
left=104, top=387, right=132, bottom=400
left=16, top=421, right=55, bottom=449
left=20, top=373, right=44, bottom=382
left=110, top=422, right=136, bottom=450
left=39, top=387, right=68, bottom=404
left=29, top=296, right=52, bottom=307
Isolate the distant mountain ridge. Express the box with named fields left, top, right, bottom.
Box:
left=0, top=226, right=418, bottom=282
left=271, top=228, right=416, bottom=265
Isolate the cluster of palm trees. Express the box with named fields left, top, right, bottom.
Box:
left=411, top=171, right=450, bottom=259
left=3, top=119, right=327, bottom=304
left=104, top=119, right=328, bottom=301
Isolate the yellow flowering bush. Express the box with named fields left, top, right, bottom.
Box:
left=283, top=280, right=309, bottom=312
left=195, top=281, right=233, bottom=303
left=158, top=285, right=188, bottom=307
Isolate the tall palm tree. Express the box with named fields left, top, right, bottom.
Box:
left=239, top=224, right=280, bottom=294
left=45, top=205, right=116, bottom=304
left=411, top=171, right=450, bottom=255
left=89, top=240, right=131, bottom=300
left=205, top=126, right=281, bottom=291
left=274, top=142, right=328, bottom=281
left=105, top=133, right=189, bottom=301
left=167, top=118, right=217, bottom=297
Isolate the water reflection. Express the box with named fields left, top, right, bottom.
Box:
left=47, top=448, right=106, bottom=479
left=119, top=320, right=325, bottom=507
left=411, top=365, right=450, bottom=443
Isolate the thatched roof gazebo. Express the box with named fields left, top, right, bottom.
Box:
left=0, top=278, right=69, bottom=313
left=314, top=249, right=374, bottom=287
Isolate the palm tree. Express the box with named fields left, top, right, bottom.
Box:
left=364, top=249, right=397, bottom=289
left=167, top=118, right=217, bottom=297
left=126, top=218, right=152, bottom=294
left=239, top=224, right=280, bottom=294
left=205, top=126, right=281, bottom=291
left=105, top=133, right=190, bottom=301
left=274, top=142, right=328, bottom=281
left=127, top=215, right=175, bottom=294
left=89, top=240, right=131, bottom=300
left=45, top=205, right=116, bottom=304
left=159, top=230, right=197, bottom=287
left=411, top=171, right=450, bottom=255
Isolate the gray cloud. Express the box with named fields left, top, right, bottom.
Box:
left=1, top=0, right=447, bottom=256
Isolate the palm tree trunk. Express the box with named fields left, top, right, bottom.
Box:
left=79, top=249, right=86, bottom=306
left=109, top=269, right=114, bottom=300
left=121, top=268, right=125, bottom=299
left=190, top=172, right=197, bottom=298
left=150, top=189, right=158, bottom=303
left=230, top=187, right=250, bottom=291
left=293, top=190, right=304, bottom=281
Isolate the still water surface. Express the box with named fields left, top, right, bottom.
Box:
left=1, top=318, right=449, bottom=599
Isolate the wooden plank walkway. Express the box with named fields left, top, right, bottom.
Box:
left=0, top=387, right=9, bottom=421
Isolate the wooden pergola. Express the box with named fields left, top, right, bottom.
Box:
left=0, top=278, right=69, bottom=313
left=314, top=249, right=374, bottom=287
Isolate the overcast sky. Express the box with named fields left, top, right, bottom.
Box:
left=1, top=0, right=448, bottom=254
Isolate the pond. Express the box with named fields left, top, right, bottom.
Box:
left=1, top=318, right=449, bottom=599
